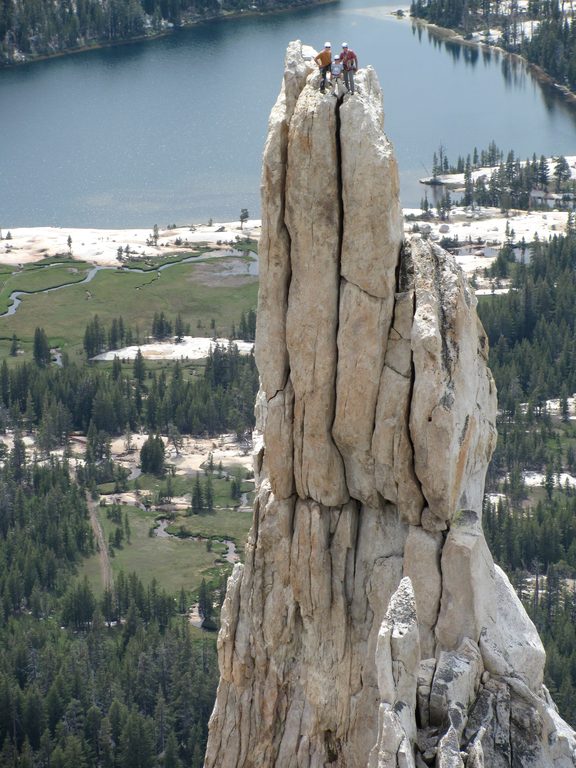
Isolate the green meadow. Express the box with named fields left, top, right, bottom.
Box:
left=84, top=465, right=255, bottom=596
left=0, top=262, right=92, bottom=313
left=165, top=505, right=254, bottom=544
left=84, top=498, right=253, bottom=597
left=0, top=248, right=258, bottom=360
left=2, top=245, right=259, bottom=605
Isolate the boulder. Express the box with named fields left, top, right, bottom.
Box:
left=435, top=510, right=495, bottom=650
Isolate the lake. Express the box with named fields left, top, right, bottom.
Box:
left=3, top=0, right=576, bottom=227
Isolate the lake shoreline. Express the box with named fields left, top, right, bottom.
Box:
left=2, top=208, right=570, bottom=277
left=4, top=3, right=575, bottom=228
left=0, top=0, right=338, bottom=69
left=0, top=221, right=263, bottom=266
left=411, top=16, right=576, bottom=107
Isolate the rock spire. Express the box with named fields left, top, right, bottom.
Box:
left=204, top=41, right=576, bottom=768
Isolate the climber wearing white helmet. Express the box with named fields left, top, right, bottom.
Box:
left=331, top=54, right=345, bottom=98
left=341, top=42, right=358, bottom=95
left=314, top=42, right=332, bottom=94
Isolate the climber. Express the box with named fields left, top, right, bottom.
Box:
left=331, top=55, right=345, bottom=98
left=314, top=42, right=332, bottom=94
left=341, top=42, right=358, bottom=95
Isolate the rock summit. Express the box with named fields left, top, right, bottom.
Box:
left=204, top=41, right=576, bottom=767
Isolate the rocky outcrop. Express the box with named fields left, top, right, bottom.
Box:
left=204, top=41, right=576, bottom=768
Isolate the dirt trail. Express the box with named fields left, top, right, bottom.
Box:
left=88, top=496, right=113, bottom=589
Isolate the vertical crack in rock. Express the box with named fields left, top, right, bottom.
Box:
left=429, top=526, right=447, bottom=645
left=405, top=291, right=427, bottom=510
left=330, top=94, right=346, bottom=471
left=334, top=66, right=402, bottom=508
left=204, top=41, right=576, bottom=768
left=382, top=242, right=428, bottom=519
left=432, top=244, right=455, bottom=388
left=335, top=96, right=345, bottom=257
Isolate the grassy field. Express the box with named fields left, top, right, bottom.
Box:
left=85, top=465, right=254, bottom=596
left=166, top=505, right=253, bottom=544
left=0, top=251, right=258, bottom=361
left=83, top=500, right=252, bottom=597
left=98, top=469, right=253, bottom=505
left=2, top=244, right=260, bottom=609
left=0, top=262, right=93, bottom=313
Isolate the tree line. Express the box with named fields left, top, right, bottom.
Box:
left=522, top=2, right=576, bottom=92
left=478, top=222, right=576, bottom=408
left=411, top=0, right=576, bottom=96
left=477, top=227, right=576, bottom=726
left=83, top=311, right=255, bottom=359
left=0, top=340, right=259, bottom=441
left=0, top=0, right=317, bottom=65
left=0, top=437, right=222, bottom=768
left=484, top=489, right=576, bottom=723
left=422, top=142, right=574, bottom=214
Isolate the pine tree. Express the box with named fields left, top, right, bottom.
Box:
left=198, top=579, right=212, bottom=622
left=140, top=435, right=165, bottom=476
left=133, top=349, right=146, bottom=386
left=164, top=730, right=182, bottom=768
left=174, top=314, right=185, bottom=343
left=204, top=475, right=214, bottom=513
left=119, top=710, right=154, bottom=768
left=33, top=327, right=50, bottom=367
left=191, top=473, right=204, bottom=514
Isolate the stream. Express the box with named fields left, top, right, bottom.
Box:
left=0, top=248, right=258, bottom=317
left=154, top=517, right=239, bottom=564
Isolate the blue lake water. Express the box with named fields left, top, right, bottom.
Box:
left=2, top=0, right=576, bottom=227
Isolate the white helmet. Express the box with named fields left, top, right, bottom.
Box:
left=342, top=42, right=348, bottom=47
left=324, top=41, right=331, bottom=48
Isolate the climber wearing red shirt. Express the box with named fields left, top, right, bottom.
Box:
left=341, top=43, right=358, bottom=95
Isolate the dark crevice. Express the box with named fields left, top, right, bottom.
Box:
left=429, top=526, right=449, bottom=647
left=431, top=243, right=455, bottom=385
left=324, top=729, right=341, bottom=763
left=280, top=101, right=295, bottom=492
left=394, top=247, right=402, bottom=294
left=251, top=493, right=261, bottom=556
left=351, top=498, right=363, bottom=603
left=405, top=286, right=430, bottom=516
left=344, top=504, right=358, bottom=607
left=335, top=95, right=345, bottom=258
left=328, top=94, right=347, bottom=468
left=365, top=239, right=409, bottom=447
left=368, top=240, right=410, bottom=464
left=267, top=383, right=288, bottom=403
left=292, top=400, right=305, bottom=528
left=397, top=240, right=416, bottom=293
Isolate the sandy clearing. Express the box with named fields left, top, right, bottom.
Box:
left=0, top=221, right=262, bottom=267
left=1, top=209, right=569, bottom=305
left=107, top=432, right=254, bottom=477
left=3, top=209, right=567, bottom=275
left=405, top=206, right=569, bottom=261
left=93, top=336, right=254, bottom=361
left=0, top=429, right=254, bottom=487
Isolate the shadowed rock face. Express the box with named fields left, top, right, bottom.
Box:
left=204, top=41, right=576, bottom=768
